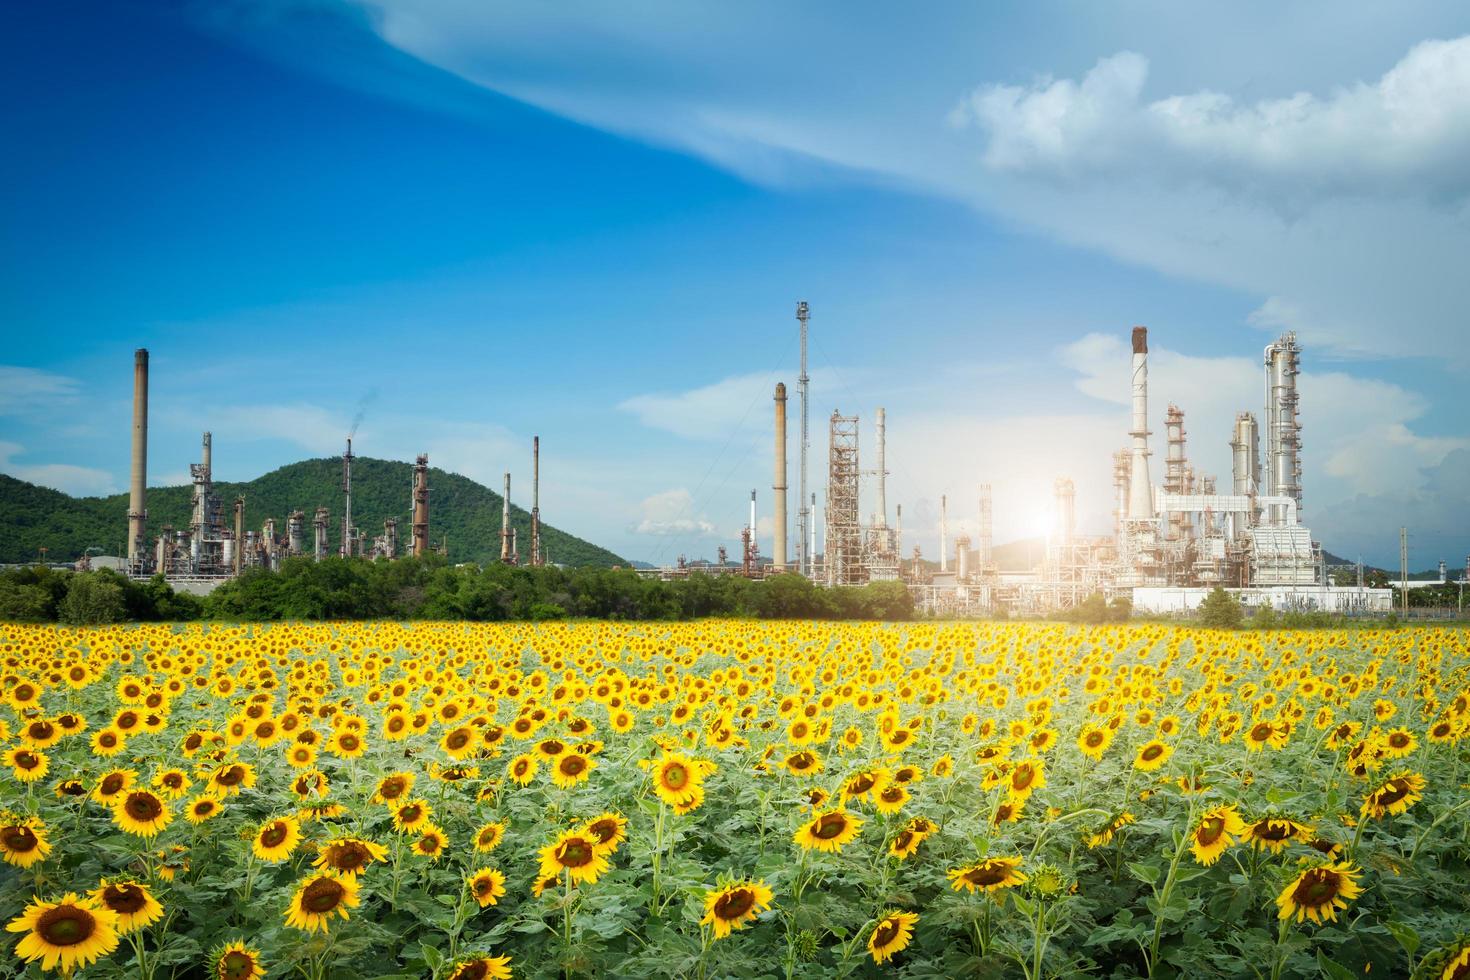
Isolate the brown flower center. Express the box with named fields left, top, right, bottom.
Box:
left=661, top=763, right=689, bottom=790
left=873, top=919, right=900, bottom=947
left=302, top=878, right=345, bottom=913
left=813, top=813, right=849, bottom=840
left=103, top=883, right=147, bottom=914
left=261, top=822, right=289, bottom=847
left=713, top=887, right=755, bottom=920
left=220, top=950, right=255, bottom=980
left=125, top=792, right=163, bottom=821
left=1141, top=745, right=1164, bottom=762
left=37, top=906, right=96, bottom=946
left=1292, top=871, right=1339, bottom=907
left=2, top=826, right=38, bottom=852
left=557, top=837, right=594, bottom=867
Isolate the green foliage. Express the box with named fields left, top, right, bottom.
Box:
left=56, top=569, right=127, bottom=624
left=1066, top=592, right=1132, bottom=624
left=1196, top=587, right=1245, bottom=629
left=0, top=457, right=624, bottom=567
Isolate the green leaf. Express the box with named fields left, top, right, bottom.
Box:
left=420, top=943, right=444, bottom=972
left=1316, top=950, right=1357, bottom=980
left=1127, top=861, right=1161, bottom=886
left=1385, top=920, right=1419, bottom=958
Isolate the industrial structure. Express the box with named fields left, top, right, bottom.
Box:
left=120, top=348, right=546, bottom=588
left=639, top=313, right=1391, bottom=616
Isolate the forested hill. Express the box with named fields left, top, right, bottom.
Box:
left=0, top=458, right=625, bottom=567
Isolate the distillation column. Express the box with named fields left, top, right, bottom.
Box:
left=773, top=383, right=788, bottom=569
left=500, top=473, right=513, bottom=563
left=1127, top=327, right=1154, bottom=522
left=411, top=455, right=430, bottom=557
left=796, top=301, right=810, bottom=577
left=127, top=349, right=149, bottom=572
left=530, top=437, right=542, bottom=566
left=978, top=485, right=993, bottom=571
left=1264, top=334, right=1302, bottom=525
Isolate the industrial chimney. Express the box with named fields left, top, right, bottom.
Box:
left=1126, top=327, right=1155, bottom=521
left=410, top=455, right=430, bottom=557
left=875, top=407, right=888, bottom=528
left=939, top=494, right=949, bottom=573
left=341, top=438, right=354, bottom=558
left=127, top=349, right=149, bottom=571
left=773, top=383, right=788, bottom=569
left=530, top=437, right=542, bottom=567
left=500, top=473, right=513, bottom=563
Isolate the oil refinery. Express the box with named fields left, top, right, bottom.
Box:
left=122, top=348, right=546, bottom=587
left=640, top=304, right=1396, bottom=617
left=125, top=309, right=1396, bottom=614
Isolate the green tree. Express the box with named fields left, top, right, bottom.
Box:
left=58, top=571, right=127, bottom=625
left=1197, top=587, right=1244, bottom=629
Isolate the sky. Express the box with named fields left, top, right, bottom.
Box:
left=3, top=0, right=1467, bottom=570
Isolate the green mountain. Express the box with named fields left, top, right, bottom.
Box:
left=0, top=458, right=624, bottom=567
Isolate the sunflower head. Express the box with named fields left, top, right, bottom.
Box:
left=213, top=940, right=266, bottom=980
left=700, top=879, right=774, bottom=939
left=1275, top=861, right=1363, bottom=925
left=7, top=892, right=121, bottom=975
left=868, top=909, right=918, bottom=964
left=91, top=879, right=164, bottom=934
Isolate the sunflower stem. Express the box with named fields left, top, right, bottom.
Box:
left=1267, top=916, right=1291, bottom=980
left=1407, top=797, right=1470, bottom=863
left=1146, top=795, right=1197, bottom=976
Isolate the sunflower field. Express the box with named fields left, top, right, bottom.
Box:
left=2, top=620, right=1469, bottom=980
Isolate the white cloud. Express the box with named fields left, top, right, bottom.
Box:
left=955, top=38, right=1470, bottom=199
left=0, top=441, right=118, bottom=497
left=0, top=366, right=82, bottom=416
left=630, top=488, right=718, bottom=537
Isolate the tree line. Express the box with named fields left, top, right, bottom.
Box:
left=0, top=557, right=915, bottom=624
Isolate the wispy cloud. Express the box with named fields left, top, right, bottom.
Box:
left=0, top=441, right=118, bottom=496
left=0, top=366, right=82, bottom=416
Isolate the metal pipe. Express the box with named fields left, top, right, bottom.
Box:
left=773, top=383, right=788, bottom=569
left=1127, top=327, right=1154, bottom=521
left=341, top=438, right=354, bottom=558
left=810, top=492, right=817, bottom=577
left=749, top=489, right=757, bottom=560
left=127, top=349, right=149, bottom=570
left=233, top=497, right=244, bottom=574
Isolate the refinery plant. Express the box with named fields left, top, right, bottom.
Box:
left=123, top=311, right=1398, bottom=615
left=640, top=305, right=1396, bottom=617
left=122, top=349, right=548, bottom=586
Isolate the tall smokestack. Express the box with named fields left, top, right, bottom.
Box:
left=796, top=301, right=810, bottom=576
left=128, top=349, right=149, bottom=569
left=875, top=407, right=887, bottom=527
left=1126, top=326, right=1154, bottom=521
left=979, top=484, right=993, bottom=568
left=201, top=431, right=212, bottom=482
left=749, top=489, right=757, bottom=554
left=939, top=494, right=948, bottom=573
left=341, top=437, right=354, bottom=558
left=773, top=383, right=788, bottom=569
left=895, top=503, right=903, bottom=558
left=411, top=456, right=430, bottom=557
left=500, top=473, right=513, bottom=562
left=530, top=437, right=542, bottom=567
left=233, top=497, right=244, bottom=574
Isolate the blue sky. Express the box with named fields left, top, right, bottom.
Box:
left=3, top=1, right=1467, bottom=569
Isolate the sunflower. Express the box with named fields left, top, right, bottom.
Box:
left=538, top=828, right=610, bottom=885
left=1087, top=811, right=1136, bottom=849
left=1362, top=771, right=1426, bottom=819
left=889, top=826, right=924, bottom=859
left=700, top=879, right=774, bottom=939
left=873, top=784, right=909, bottom=815
left=372, top=772, right=414, bottom=805
left=314, top=836, right=389, bottom=876
left=6, top=746, right=49, bottom=783
left=285, top=743, right=317, bottom=769
left=325, top=729, right=366, bottom=759
left=445, top=954, right=513, bottom=980
left=5, top=892, right=120, bottom=975
left=209, top=762, right=256, bottom=796
left=253, top=816, right=303, bottom=863
left=392, top=799, right=433, bottom=833
left=785, top=750, right=822, bottom=776
left=412, top=825, right=449, bottom=860
left=1190, top=805, right=1246, bottom=865
left=152, top=769, right=192, bottom=800
left=993, top=798, right=1025, bottom=826
left=0, top=814, right=52, bottom=868
left=212, top=940, right=266, bottom=980
left=583, top=812, right=628, bottom=853
left=474, top=821, right=507, bottom=854
left=468, top=866, right=507, bottom=908
left=1276, top=861, right=1363, bottom=925
left=184, top=795, right=224, bottom=824
left=550, top=752, right=596, bottom=789
left=1436, top=943, right=1470, bottom=980
left=948, top=856, right=1027, bottom=893
left=507, top=754, right=539, bottom=787
left=54, top=779, right=88, bottom=801
left=114, top=790, right=172, bottom=838
left=868, top=909, right=918, bottom=964
left=1133, top=740, right=1173, bottom=772
left=1077, top=725, right=1113, bottom=760
left=1247, top=817, right=1314, bottom=854
left=1007, top=759, right=1045, bottom=801
left=649, top=752, right=706, bottom=807
left=841, top=769, right=887, bottom=804
left=793, top=809, right=863, bottom=853
left=90, top=879, right=163, bottom=934
left=284, top=870, right=361, bottom=933
left=1244, top=720, right=1286, bottom=753
left=21, top=717, right=62, bottom=749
